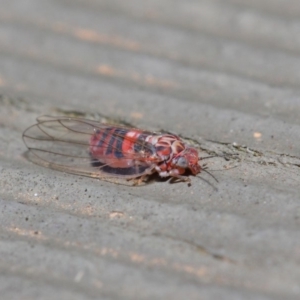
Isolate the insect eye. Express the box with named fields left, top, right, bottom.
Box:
left=176, top=157, right=188, bottom=168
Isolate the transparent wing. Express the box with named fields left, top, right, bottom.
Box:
left=22, top=116, right=160, bottom=183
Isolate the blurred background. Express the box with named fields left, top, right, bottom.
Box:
left=1, top=1, right=300, bottom=299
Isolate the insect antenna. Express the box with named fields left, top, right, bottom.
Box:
left=199, top=167, right=219, bottom=183
left=199, top=155, right=219, bottom=161
left=199, top=154, right=239, bottom=172
left=196, top=174, right=218, bottom=191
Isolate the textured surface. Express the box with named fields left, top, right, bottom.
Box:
left=1, top=0, right=300, bottom=299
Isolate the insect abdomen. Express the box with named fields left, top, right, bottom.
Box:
left=89, top=127, right=155, bottom=160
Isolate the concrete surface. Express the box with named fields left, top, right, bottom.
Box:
left=1, top=0, right=300, bottom=299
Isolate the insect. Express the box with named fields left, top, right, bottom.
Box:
left=23, top=116, right=214, bottom=185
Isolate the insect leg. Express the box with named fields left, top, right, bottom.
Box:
left=159, top=169, right=191, bottom=183
left=127, top=165, right=156, bottom=185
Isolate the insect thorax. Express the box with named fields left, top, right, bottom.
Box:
left=146, top=134, right=186, bottom=161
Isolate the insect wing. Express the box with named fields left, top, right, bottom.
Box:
left=22, top=117, right=158, bottom=183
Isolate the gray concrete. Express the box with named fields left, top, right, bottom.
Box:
left=1, top=0, right=300, bottom=299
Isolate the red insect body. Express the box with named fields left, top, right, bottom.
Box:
left=22, top=116, right=202, bottom=184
